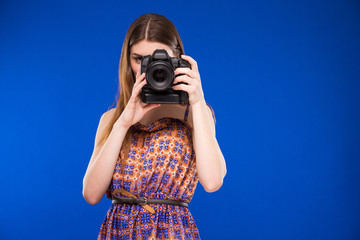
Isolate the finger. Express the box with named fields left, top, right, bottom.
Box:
left=173, top=75, right=192, bottom=85
left=137, top=72, right=145, bottom=82
left=143, top=103, right=161, bottom=113
left=133, top=79, right=147, bottom=97
left=174, top=67, right=197, bottom=78
left=134, top=73, right=145, bottom=88
left=134, top=71, right=140, bottom=84
left=181, top=55, right=198, bottom=72
left=172, top=83, right=191, bottom=92
left=134, top=80, right=147, bottom=96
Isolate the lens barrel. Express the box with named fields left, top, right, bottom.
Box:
left=146, top=61, right=174, bottom=91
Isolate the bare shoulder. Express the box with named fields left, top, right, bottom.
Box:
left=105, top=107, right=116, bottom=116
left=89, top=108, right=116, bottom=156
left=95, top=108, right=117, bottom=144
left=86, top=108, right=117, bottom=171
left=101, top=108, right=116, bottom=122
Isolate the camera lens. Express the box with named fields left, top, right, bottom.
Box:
left=146, top=62, right=174, bottom=91
left=153, top=69, right=167, bottom=82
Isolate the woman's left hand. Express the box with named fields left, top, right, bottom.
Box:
left=172, top=55, right=205, bottom=105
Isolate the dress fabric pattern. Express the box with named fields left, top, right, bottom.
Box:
left=97, top=102, right=201, bottom=240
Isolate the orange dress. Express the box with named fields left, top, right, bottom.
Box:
left=97, top=102, right=201, bottom=239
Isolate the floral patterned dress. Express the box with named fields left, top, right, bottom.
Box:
left=97, top=102, right=201, bottom=240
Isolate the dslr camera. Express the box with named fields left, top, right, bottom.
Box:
left=140, top=49, right=191, bottom=104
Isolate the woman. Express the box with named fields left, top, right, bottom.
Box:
left=82, top=13, right=227, bottom=240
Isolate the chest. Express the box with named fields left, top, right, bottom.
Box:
left=139, top=104, right=193, bottom=128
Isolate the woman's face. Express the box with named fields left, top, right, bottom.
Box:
left=129, top=40, right=176, bottom=76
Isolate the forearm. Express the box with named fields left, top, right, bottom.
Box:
left=82, top=124, right=129, bottom=204
left=191, top=99, right=226, bottom=192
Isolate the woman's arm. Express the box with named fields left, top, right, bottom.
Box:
left=191, top=99, right=227, bottom=192
left=83, top=71, right=161, bottom=205
left=82, top=110, right=130, bottom=205
left=172, top=54, right=227, bottom=192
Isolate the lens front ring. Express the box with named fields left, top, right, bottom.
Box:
left=146, top=61, right=174, bottom=91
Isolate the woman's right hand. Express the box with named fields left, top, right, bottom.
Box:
left=115, top=71, right=161, bottom=129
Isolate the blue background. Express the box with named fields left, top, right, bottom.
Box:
left=1, top=0, right=359, bottom=239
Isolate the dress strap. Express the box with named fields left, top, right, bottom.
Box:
left=183, top=102, right=190, bottom=122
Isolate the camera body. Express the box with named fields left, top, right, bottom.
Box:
left=140, top=49, right=191, bottom=104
